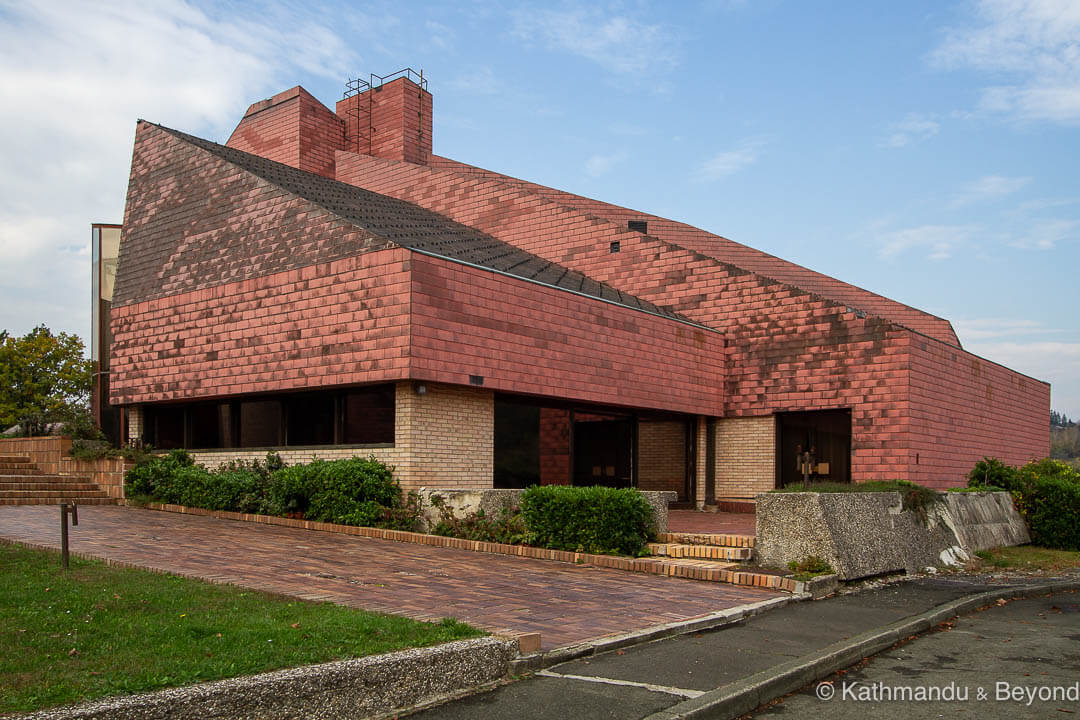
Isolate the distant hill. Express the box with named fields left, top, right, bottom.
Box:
left=1051, top=411, right=1079, bottom=469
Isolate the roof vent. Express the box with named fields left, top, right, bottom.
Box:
left=628, top=220, right=647, bottom=233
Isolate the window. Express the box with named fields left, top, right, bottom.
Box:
left=286, top=393, right=335, bottom=446
left=344, top=385, right=394, bottom=444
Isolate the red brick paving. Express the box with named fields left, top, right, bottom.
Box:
left=668, top=510, right=756, bottom=536
left=0, top=506, right=776, bottom=650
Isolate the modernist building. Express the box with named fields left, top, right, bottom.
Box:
left=108, top=70, right=1050, bottom=506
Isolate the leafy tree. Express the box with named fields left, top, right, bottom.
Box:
left=0, top=325, right=93, bottom=437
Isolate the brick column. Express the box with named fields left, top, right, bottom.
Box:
left=695, top=415, right=707, bottom=509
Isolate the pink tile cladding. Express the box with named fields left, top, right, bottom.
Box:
left=407, top=253, right=726, bottom=416
left=110, top=248, right=413, bottom=405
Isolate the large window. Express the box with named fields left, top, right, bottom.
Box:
left=140, top=384, right=395, bottom=450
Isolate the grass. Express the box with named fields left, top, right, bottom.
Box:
left=971, top=545, right=1080, bottom=574
left=0, top=543, right=484, bottom=714
left=771, top=479, right=941, bottom=513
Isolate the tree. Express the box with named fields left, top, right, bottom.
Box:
left=0, top=325, right=93, bottom=437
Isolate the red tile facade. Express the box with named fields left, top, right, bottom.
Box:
left=111, top=77, right=1050, bottom=492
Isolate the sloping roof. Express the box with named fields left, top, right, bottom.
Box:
left=154, top=125, right=684, bottom=321
left=430, top=155, right=962, bottom=347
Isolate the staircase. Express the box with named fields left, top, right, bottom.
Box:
left=0, top=455, right=115, bottom=506
left=647, top=531, right=797, bottom=592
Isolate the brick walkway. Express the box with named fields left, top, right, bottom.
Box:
left=668, top=510, right=756, bottom=536
left=0, top=506, right=776, bottom=650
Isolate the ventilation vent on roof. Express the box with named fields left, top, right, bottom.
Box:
left=469, top=375, right=485, bottom=386
left=628, top=220, right=648, bottom=233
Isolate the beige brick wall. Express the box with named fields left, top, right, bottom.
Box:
left=638, top=420, right=686, bottom=498
left=695, top=416, right=707, bottom=508
left=190, top=381, right=494, bottom=492
left=714, top=415, right=776, bottom=499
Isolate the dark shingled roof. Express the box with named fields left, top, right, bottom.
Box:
left=156, top=125, right=687, bottom=322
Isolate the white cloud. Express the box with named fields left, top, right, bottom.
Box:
left=447, top=67, right=500, bottom=95
left=874, top=224, right=977, bottom=261
left=952, top=174, right=1032, bottom=206
left=952, top=317, right=1052, bottom=341
left=584, top=150, right=628, bottom=177
left=932, top=0, right=1080, bottom=124
left=425, top=20, right=455, bottom=50
left=882, top=113, right=940, bottom=148
left=0, top=0, right=359, bottom=338
left=1008, top=218, right=1078, bottom=249
left=965, top=339, right=1080, bottom=417
left=695, top=138, right=766, bottom=181
left=511, top=6, right=678, bottom=75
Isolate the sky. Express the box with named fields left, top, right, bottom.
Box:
left=0, top=0, right=1077, bottom=418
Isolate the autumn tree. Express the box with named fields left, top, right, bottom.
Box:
left=0, top=325, right=93, bottom=437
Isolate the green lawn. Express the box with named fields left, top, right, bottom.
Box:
left=0, top=542, right=484, bottom=714
left=972, top=545, right=1080, bottom=574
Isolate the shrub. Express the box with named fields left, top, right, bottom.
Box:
left=124, top=449, right=195, bottom=498
left=967, top=457, right=1019, bottom=491
left=520, top=485, right=653, bottom=556
left=787, top=556, right=834, bottom=580
left=965, top=457, right=1080, bottom=550
left=1024, top=476, right=1080, bottom=550
left=429, top=494, right=527, bottom=544
left=771, top=479, right=940, bottom=513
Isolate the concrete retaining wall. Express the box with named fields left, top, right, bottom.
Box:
left=16, top=637, right=516, bottom=720
left=755, top=491, right=1029, bottom=580
left=418, top=488, right=677, bottom=533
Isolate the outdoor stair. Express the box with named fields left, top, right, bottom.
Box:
left=644, top=530, right=795, bottom=591
left=0, top=455, right=114, bottom=506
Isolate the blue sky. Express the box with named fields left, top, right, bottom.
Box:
left=0, top=0, right=1077, bottom=418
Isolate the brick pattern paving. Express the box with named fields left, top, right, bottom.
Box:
left=0, top=506, right=776, bottom=650
left=667, top=510, right=756, bottom=536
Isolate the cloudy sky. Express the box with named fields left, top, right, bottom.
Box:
left=0, top=0, right=1077, bottom=417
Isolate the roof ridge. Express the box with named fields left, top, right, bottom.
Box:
left=146, top=124, right=698, bottom=327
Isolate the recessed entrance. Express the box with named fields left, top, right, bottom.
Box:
left=776, top=409, right=852, bottom=486
left=572, top=412, right=634, bottom=488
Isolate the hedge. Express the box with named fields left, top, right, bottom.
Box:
left=520, top=485, right=654, bottom=556
left=967, top=457, right=1080, bottom=550
left=124, top=452, right=417, bottom=531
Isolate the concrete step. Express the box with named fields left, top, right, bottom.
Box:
left=0, top=488, right=110, bottom=499
left=0, top=497, right=117, bottom=506
left=648, top=542, right=752, bottom=561
left=655, top=531, right=756, bottom=549
left=0, top=463, right=43, bottom=474
left=0, top=481, right=103, bottom=491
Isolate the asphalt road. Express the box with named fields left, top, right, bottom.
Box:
left=407, top=577, right=1078, bottom=720
left=750, top=591, right=1080, bottom=719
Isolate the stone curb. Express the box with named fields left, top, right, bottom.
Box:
left=509, top=594, right=806, bottom=673
left=641, top=579, right=1080, bottom=720
left=131, top=502, right=798, bottom=592
left=11, top=637, right=517, bottom=720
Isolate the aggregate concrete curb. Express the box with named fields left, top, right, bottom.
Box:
left=641, top=579, right=1080, bottom=720
left=509, top=595, right=805, bottom=673
left=13, top=637, right=517, bottom=720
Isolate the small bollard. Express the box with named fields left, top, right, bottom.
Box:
left=60, top=502, right=79, bottom=569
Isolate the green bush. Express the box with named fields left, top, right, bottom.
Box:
left=520, top=485, right=654, bottom=556
left=123, top=452, right=416, bottom=531
left=429, top=494, right=527, bottom=544
left=967, top=457, right=1019, bottom=491
left=965, top=457, right=1080, bottom=550
left=1025, top=476, right=1080, bottom=550
left=787, top=556, right=834, bottom=580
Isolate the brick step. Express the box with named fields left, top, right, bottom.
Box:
left=639, top=556, right=795, bottom=590
left=647, top=542, right=752, bottom=561
left=655, top=531, right=755, bottom=549
left=0, top=464, right=42, bottom=474
left=0, top=488, right=109, bottom=499
left=0, top=481, right=103, bottom=491
left=0, top=455, right=32, bottom=464
left=0, top=473, right=90, bottom=483
left=0, top=497, right=117, bottom=506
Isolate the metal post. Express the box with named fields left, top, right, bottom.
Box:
left=60, top=503, right=69, bottom=569
left=60, top=502, right=78, bottom=569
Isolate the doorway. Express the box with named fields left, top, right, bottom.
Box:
left=776, top=409, right=851, bottom=487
